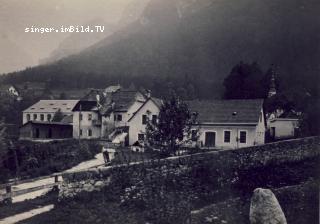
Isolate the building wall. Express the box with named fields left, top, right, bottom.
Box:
left=101, top=101, right=145, bottom=138
left=23, top=112, right=56, bottom=124
left=196, top=125, right=257, bottom=149
left=269, top=119, right=299, bottom=139
left=128, top=100, right=160, bottom=145
left=73, top=111, right=101, bottom=139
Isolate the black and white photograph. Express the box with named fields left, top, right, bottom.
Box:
left=0, top=0, right=319, bottom=223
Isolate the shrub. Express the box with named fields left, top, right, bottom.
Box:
left=0, top=139, right=101, bottom=183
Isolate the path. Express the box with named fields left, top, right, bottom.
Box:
left=8, top=153, right=104, bottom=203
left=0, top=153, right=105, bottom=224
left=0, top=204, right=54, bottom=224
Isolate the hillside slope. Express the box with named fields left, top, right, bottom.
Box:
left=3, top=0, right=319, bottom=99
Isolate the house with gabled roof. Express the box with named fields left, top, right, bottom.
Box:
left=72, top=86, right=148, bottom=142
left=127, top=97, right=162, bottom=145
left=187, top=99, right=265, bottom=149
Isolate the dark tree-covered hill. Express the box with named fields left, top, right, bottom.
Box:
left=2, top=0, right=319, bottom=99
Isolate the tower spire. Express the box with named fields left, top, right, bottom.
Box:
left=268, top=65, right=277, bottom=98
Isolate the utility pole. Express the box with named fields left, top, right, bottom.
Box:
left=78, top=104, right=82, bottom=141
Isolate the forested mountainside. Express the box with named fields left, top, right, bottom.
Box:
left=2, top=0, right=319, bottom=99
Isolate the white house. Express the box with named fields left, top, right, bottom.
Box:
left=72, top=87, right=150, bottom=143
left=269, top=113, right=299, bottom=140
left=126, top=97, right=162, bottom=145
left=188, top=99, right=266, bottom=149
left=72, top=101, right=101, bottom=139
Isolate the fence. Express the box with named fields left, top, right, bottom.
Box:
left=0, top=175, right=61, bottom=203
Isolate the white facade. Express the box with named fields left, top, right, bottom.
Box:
left=127, top=99, right=160, bottom=145
left=194, top=109, right=265, bottom=149
left=100, top=100, right=145, bottom=138
left=269, top=118, right=299, bottom=140
left=23, top=112, right=56, bottom=124
left=73, top=111, right=101, bottom=139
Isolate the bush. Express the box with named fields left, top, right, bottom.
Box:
left=0, top=139, right=101, bottom=183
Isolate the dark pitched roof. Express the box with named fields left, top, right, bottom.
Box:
left=73, top=101, right=98, bottom=111
left=99, top=89, right=145, bottom=115
left=187, top=99, right=264, bottom=124
left=112, top=90, right=141, bottom=112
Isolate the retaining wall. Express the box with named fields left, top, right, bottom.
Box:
left=59, top=136, right=320, bottom=199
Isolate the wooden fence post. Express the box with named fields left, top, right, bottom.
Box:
left=4, top=185, right=12, bottom=204
left=52, top=175, right=59, bottom=192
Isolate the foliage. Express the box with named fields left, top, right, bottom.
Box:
left=52, top=109, right=64, bottom=122
left=263, top=94, right=294, bottom=114
left=223, top=61, right=266, bottom=99
left=145, top=95, right=197, bottom=156
left=0, top=119, right=7, bottom=157
left=0, top=139, right=101, bottom=183
left=298, top=99, right=320, bottom=137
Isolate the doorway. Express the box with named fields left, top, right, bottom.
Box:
left=205, top=132, right=216, bottom=147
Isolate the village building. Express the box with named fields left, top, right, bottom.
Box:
left=22, top=100, right=79, bottom=125
left=72, top=100, right=101, bottom=139
left=72, top=86, right=149, bottom=144
left=20, top=100, right=78, bottom=140
left=127, top=97, right=162, bottom=145
left=269, top=112, right=299, bottom=140
left=188, top=99, right=265, bottom=149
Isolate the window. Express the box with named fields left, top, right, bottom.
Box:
left=80, top=129, right=83, bottom=136
left=88, top=129, right=92, bottom=137
left=138, top=134, right=145, bottom=141
left=88, top=113, right=92, bottom=121
left=79, top=113, right=83, bottom=121
left=239, top=131, right=247, bottom=143
left=47, top=114, right=52, bottom=121
left=114, top=114, right=116, bottom=121
left=224, top=131, right=231, bottom=143
left=142, top=115, right=147, bottom=125
left=26, top=114, right=30, bottom=121
left=191, top=130, right=197, bottom=141
left=152, top=115, right=157, bottom=124
left=40, top=114, right=44, bottom=121
left=117, top=114, right=122, bottom=121
left=33, top=114, right=37, bottom=120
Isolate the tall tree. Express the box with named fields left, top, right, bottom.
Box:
left=145, top=95, right=197, bottom=156
left=223, top=61, right=265, bottom=99
left=52, top=109, right=64, bottom=122
left=0, top=119, right=7, bottom=158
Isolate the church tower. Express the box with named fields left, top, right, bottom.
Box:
left=268, top=67, right=277, bottom=98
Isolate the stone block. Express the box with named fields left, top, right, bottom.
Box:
left=250, top=188, right=287, bottom=224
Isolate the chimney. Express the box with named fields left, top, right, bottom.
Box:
left=146, top=89, right=151, bottom=98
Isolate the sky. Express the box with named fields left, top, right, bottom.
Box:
left=0, top=0, right=135, bottom=74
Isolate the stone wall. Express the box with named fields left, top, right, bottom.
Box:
left=59, top=136, right=320, bottom=199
